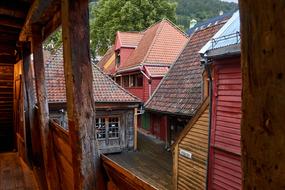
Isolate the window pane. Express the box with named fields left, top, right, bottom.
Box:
left=96, top=118, right=106, bottom=139
left=129, top=75, right=134, bottom=87
left=108, top=117, right=119, bottom=138
left=136, top=74, right=143, bottom=87
left=123, top=76, right=129, bottom=87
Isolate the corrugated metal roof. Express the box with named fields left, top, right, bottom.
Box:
left=199, top=11, right=240, bottom=54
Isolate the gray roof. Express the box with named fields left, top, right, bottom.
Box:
left=199, top=11, right=240, bottom=54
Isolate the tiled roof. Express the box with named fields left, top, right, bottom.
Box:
left=97, top=45, right=116, bottom=75
left=187, top=11, right=234, bottom=35
left=119, top=19, right=188, bottom=71
left=144, top=65, right=169, bottom=77
left=117, top=32, right=144, bottom=48
left=145, top=22, right=225, bottom=116
left=45, top=47, right=141, bottom=104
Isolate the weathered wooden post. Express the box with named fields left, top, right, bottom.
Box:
left=32, top=24, right=59, bottom=190
left=239, top=0, right=285, bottom=189
left=61, top=0, right=104, bottom=189
left=22, top=42, right=34, bottom=164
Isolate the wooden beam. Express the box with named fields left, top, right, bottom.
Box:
left=61, top=0, right=104, bottom=189
left=19, top=0, right=57, bottom=41
left=31, top=24, right=60, bottom=190
left=0, top=16, right=24, bottom=29
left=0, top=55, right=15, bottom=63
left=0, top=33, right=18, bottom=43
left=43, top=10, right=61, bottom=40
left=133, top=108, right=138, bottom=151
left=22, top=41, right=35, bottom=165
left=0, top=43, right=16, bottom=56
left=240, top=0, right=285, bottom=189
left=0, top=7, right=27, bottom=19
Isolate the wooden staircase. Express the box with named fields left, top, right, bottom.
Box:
left=0, top=65, right=14, bottom=152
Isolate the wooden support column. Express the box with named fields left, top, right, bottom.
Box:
left=32, top=25, right=59, bottom=190
left=239, top=0, right=285, bottom=189
left=61, top=0, right=104, bottom=189
left=133, top=108, right=138, bottom=151
left=22, top=42, right=34, bottom=164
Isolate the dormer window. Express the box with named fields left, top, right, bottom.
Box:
left=115, top=50, right=121, bottom=68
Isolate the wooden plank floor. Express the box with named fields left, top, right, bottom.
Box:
left=0, top=153, right=39, bottom=190
left=106, top=131, right=173, bottom=190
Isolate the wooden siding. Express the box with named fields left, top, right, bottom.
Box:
left=173, top=98, right=209, bottom=190
left=0, top=64, right=14, bottom=151
left=50, top=121, right=73, bottom=190
left=210, top=58, right=242, bottom=190
left=151, top=78, right=162, bottom=95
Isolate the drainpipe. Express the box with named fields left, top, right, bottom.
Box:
left=201, top=55, right=213, bottom=190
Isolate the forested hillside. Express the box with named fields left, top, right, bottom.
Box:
left=174, top=0, right=238, bottom=29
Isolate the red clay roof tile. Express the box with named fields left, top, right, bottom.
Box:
left=145, top=22, right=226, bottom=115
left=45, top=47, right=141, bottom=103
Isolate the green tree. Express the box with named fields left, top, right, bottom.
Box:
left=90, top=0, right=176, bottom=57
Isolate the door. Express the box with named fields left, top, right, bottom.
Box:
left=96, top=116, right=121, bottom=153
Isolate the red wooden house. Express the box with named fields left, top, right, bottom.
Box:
left=145, top=18, right=228, bottom=144
left=97, top=19, right=188, bottom=103
left=200, top=11, right=242, bottom=189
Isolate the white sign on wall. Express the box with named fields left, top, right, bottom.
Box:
left=179, top=149, right=192, bottom=159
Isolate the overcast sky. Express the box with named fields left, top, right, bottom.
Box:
left=222, top=0, right=238, bottom=3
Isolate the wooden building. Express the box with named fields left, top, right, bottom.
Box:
left=45, top=47, right=141, bottom=154
left=172, top=98, right=210, bottom=189
left=145, top=19, right=226, bottom=144
left=0, top=0, right=109, bottom=189
left=200, top=11, right=242, bottom=190
left=0, top=1, right=285, bottom=190
left=97, top=20, right=188, bottom=103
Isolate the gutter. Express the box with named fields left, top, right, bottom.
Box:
left=201, top=55, right=213, bottom=190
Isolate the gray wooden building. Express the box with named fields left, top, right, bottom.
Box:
left=45, top=48, right=141, bottom=154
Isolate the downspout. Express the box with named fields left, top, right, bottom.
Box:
left=201, top=55, right=213, bottom=190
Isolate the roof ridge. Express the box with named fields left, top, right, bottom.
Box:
left=162, top=18, right=189, bottom=38
left=141, top=20, right=165, bottom=64
left=92, top=64, right=141, bottom=102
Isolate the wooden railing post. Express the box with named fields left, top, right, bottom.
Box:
left=61, top=0, right=104, bottom=189
left=31, top=24, right=60, bottom=190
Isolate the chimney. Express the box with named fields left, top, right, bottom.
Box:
left=189, top=19, right=197, bottom=29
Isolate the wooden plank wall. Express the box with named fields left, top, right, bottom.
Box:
left=0, top=64, right=14, bottom=151
left=50, top=120, right=73, bottom=190
left=173, top=99, right=209, bottom=190
left=210, top=60, right=242, bottom=190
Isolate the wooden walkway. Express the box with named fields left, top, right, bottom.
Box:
left=0, top=153, right=39, bottom=190
left=105, top=131, right=173, bottom=190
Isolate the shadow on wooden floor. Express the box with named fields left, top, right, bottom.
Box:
left=0, top=152, right=39, bottom=190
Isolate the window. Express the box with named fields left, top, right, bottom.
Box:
left=129, top=75, right=134, bottom=87
left=115, top=76, right=121, bottom=86
left=115, top=50, right=120, bottom=67
left=108, top=117, right=119, bottom=138
left=96, top=117, right=120, bottom=140
left=123, top=76, right=129, bottom=87
left=123, top=74, right=143, bottom=87
left=136, top=74, right=143, bottom=87
left=96, top=118, right=106, bottom=139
